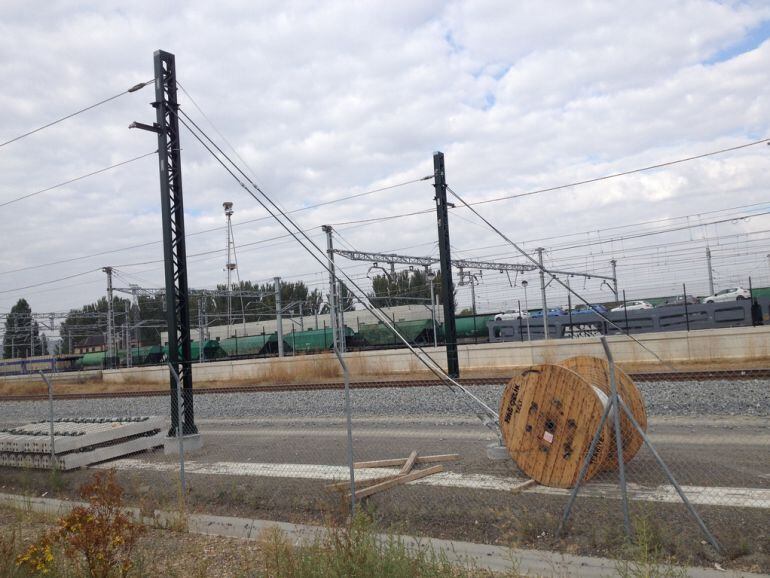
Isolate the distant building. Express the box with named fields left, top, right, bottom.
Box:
left=73, top=335, right=106, bottom=355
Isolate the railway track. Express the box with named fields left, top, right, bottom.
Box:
left=1, top=368, right=769, bottom=402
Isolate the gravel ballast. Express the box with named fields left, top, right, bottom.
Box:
left=0, top=379, right=767, bottom=424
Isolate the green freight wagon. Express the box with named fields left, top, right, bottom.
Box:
left=189, top=340, right=227, bottom=360
left=357, top=319, right=437, bottom=347
left=286, top=327, right=354, bottom=354
left=79, top=351, right=108, bottom=368
left=217, top=333, right=289, bottom=356
left=455, top=315, right=494, bottom=341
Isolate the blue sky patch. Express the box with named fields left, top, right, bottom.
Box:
left=705, top=19, right=770, bottom=64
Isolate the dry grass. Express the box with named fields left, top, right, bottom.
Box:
left=0, top=505, right=519, bottom=578
left=4, top=350, right=769, bottom=398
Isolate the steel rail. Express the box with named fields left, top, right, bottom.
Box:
left=1, top=368, right=768, bottom=401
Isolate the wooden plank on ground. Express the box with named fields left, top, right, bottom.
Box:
left=325, top=474, right=398, bottom=491
left=354, top=465, right=444, bottom=500
left=510, top=479, right=538, bottom=495
left=399, top=450, right=419, bottom=475
left=354, top=453, right=460, bottom=469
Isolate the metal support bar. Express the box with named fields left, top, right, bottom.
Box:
left=616, top=396, right=721, bottom=552
left=601, top=337, right=631, bottom=538
left=557, top=386, right=615, bottom=537
left=332, top=248, right=535, bottom=273
left=539, top=267, right=616, bottom=282
left=558, top=341, right=721, bottom=553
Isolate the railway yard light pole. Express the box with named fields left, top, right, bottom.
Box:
left=537, top=248, right=548, bottom=339
left=706, top=248, right=715, bottom=296
left=522, top=280, right=531, bottom=341
left=102, top=266, right=114, bottom=369
left=274, top=277, right=284, bottom=358
left=427, top=269, right=437, bottom=347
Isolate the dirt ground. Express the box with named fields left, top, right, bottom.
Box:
left=0, top=505, right=271, bottom=577
left=0, top=465, right=766, bottom=575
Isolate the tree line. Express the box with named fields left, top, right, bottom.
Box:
left=3, top=269, right=448, bottom=357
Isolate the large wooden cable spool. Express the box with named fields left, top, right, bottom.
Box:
left=499, top=357, right=648, bottom=489
left=499, top=364, right=612, bottom=488
left=558, top=356, right=647, bottom=467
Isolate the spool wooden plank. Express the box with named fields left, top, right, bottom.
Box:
left=354, top=453, right=460, bottom=469
left=325, top=474, right=399, bottom=491
left=499, top=364, right=611, bottom=488
left=399, top=450, right=419, bottom=475
left=354, top=465, right=444, bottom=499
left=558, top=356, right=647, bottom=467
left=510, top=479, right=538, bottom=495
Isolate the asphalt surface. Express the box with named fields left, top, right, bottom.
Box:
left=0, top=382, right=768, bottom=571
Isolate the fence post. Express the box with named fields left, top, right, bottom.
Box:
left=332, top=346, right=356, bottom=516
left=623, top=289, right=629, bottom=335
left=38, top=371, right=56, bottom=469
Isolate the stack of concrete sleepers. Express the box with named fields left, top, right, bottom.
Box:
left=0, top=416, right=164, bottom=470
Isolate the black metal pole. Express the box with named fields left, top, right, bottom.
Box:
left=433, top=152, right=459, bottom=378
left=683, top=283, right=690, bottom=332
left=153, top=50, right=196, bottom=436
left=567, top=288, right=573, bottom=338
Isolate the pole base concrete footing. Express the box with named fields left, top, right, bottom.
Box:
left=163, top=434, right=203, bottom=455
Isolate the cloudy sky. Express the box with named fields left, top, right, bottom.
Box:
left=1, top=0, right=770, bottom=328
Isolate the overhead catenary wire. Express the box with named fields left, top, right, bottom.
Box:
left=445, top=184, right=689, bottom=371
left=0, top=175, right=429, bottom=278
left=0, top=151, right=158, bottom=209
left=176, top=107, right=500, bottom=428
left=3, top=136, right=765, bottom=279
left=0, top=79, right=154, bottom=150
left=0, top=268, right=102, bottom=295
left=465, top=138, right=770, bottom=207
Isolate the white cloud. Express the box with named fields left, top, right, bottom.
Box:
left=1, top=0, right=769, bottom=320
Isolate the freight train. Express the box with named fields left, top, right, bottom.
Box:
left=0, top=315, right=495, bottom=375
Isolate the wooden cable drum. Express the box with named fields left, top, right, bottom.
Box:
left=558, top=356, right=647, bottom=468
left=499, top=364, right=612, bottom=488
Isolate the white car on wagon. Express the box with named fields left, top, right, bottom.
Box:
left=702, top=287, right=751, bottom=303
left=610, top=300, right=653, bottom=312
left=494, top=309, right=529, bottom=320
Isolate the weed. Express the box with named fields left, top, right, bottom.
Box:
left=48, top=465, right=65, bottom=494
left=500, top=505, right=555, bottom=546
left=615, top=516, right=688, bottom=578
left=16, top=469, right=144, bottom=578
left=251, top=511, right=506, bottom=577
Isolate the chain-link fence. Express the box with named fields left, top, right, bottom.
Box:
left=0, top=339, right=768, bottom=572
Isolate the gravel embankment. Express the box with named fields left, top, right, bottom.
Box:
left=0, top=379, right=767, bottom=424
